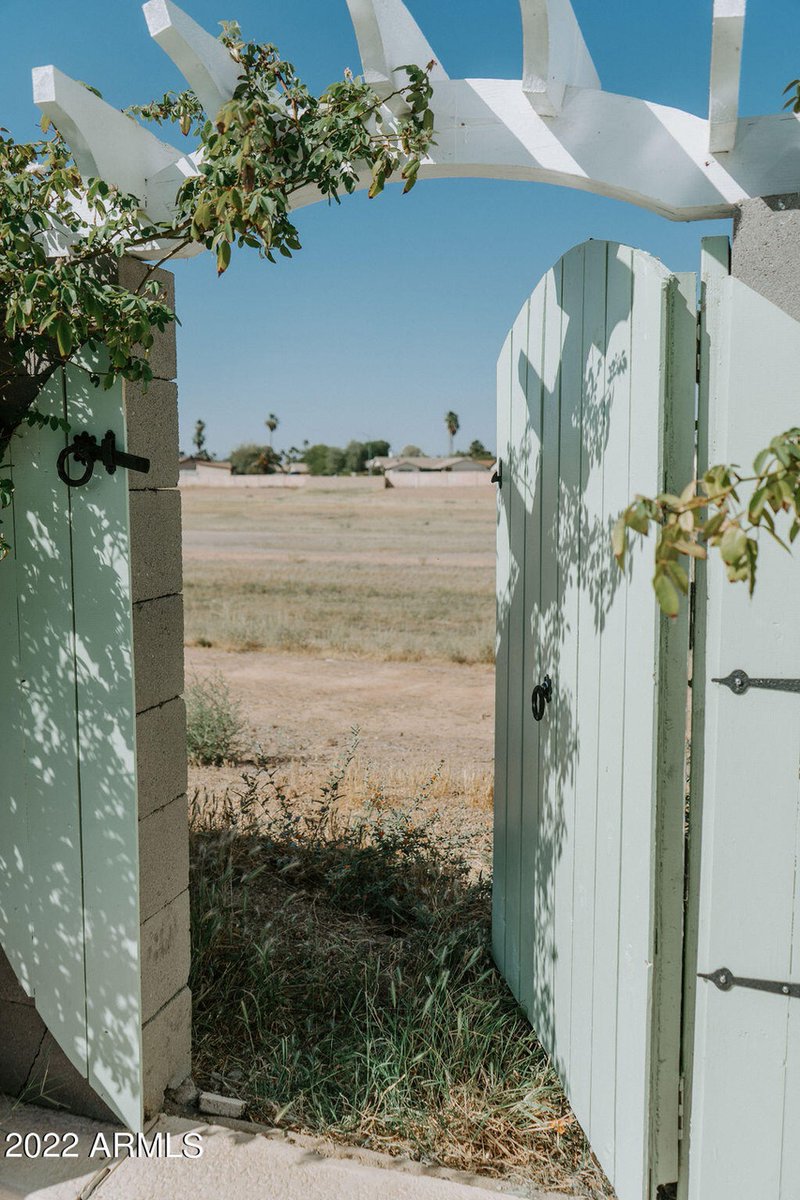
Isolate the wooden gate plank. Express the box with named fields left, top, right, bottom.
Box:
left=686, top=256, right=800, bottom=1200
left=530, top=260, right=567, bottom=1048
left=65, top=364, right=142, bottom=1130
left=502, top=298, right=534, bottom=999
left=613, top=251, right=682, bottom=1200
left=0, top=456, right=34, bottom=997
left=492, top=329, right=513, bottom=975
left=7, top=370, right=89, bottom=1075
left=588, top=243, right=635, bottom=1174
left=519, top=275, right=545, bottom=1022
left=551, top=243, right=585, bottom=1082
left=568, top=238, right=609, bottom=1130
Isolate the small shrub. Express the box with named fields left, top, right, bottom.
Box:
left=186, top=672, right=246, bottom=766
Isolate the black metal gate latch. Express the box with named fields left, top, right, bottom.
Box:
left=57, top=430, right=150, bottom=489
left=698, top=966, right=800, bottom=999
left=712, top=669, right=800, bottom=696
left=531, top=674, right=553, bottom=722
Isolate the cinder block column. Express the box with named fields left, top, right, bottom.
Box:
left=120, top=258, right=191, bottom=1119
left=732, top=194, right=800, bottom=320
left=0, top=261, right=190, bottom=1123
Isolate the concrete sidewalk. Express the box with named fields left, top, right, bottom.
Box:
left=0, top=1098, right=565, bottom=1200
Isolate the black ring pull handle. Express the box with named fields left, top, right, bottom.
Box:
left=57, top=430, right=150, bottom=489
left=531, top=674, right=553, bottom=722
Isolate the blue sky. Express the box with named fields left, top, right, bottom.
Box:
left=1, top=1, right=798, bottom=457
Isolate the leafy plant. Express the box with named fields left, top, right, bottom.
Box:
left=186, top=671, right=246, bottom=766
left=0, top=22, right=435, bottom=557
left=613, top=428, right=800, bottom=616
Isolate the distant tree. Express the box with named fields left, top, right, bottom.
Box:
left=326, top=446, right=347, bottom=475
left=303, top=443, right=346, bottom=475
left=363, top=439, right=390, bottom=460
left=230, top=443, right=268, bottom=474
left=344, top=440, right=368, bottom=474
left=444, top=411, right=460, bottom=455
left=265, top=412, right=279, bottom=446
left=256, top=446, right=283, bottom=473
left=400, top=444, right=424, bottom=457
left=468, top=438, right=490, bottom=458
left=303, top=443, right=331, bottom=475
left=193, top=419, right=212, bottom=460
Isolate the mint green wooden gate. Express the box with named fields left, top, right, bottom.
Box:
left=494, top=240, right=695, bottom=1199
left=681, top=241, right=800, bottom=1200
left=495, top=237, right=800, bottom=1200
left=0, top=358, right=142, bottom=1130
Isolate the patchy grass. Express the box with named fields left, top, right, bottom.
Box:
left=181, top=486, right=495, bottom=664
left=188, top=745, right=611, bottom=1197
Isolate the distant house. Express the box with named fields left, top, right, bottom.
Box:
left=366, top=455, right=490, bottom=474
left=365, top=455, right=492, bottom=489
left=179, top=457, right=231, bottom=477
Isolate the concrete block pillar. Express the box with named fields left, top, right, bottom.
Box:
left=0, top=260, right=190, bottom=1123
left=732, top=194, right=800, bottom=320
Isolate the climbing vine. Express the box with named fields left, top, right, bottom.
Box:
left=0, top=20, right=435, bottom=557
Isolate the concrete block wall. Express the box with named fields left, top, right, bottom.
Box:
left=0, top=261, right=190, bottom=1123
left=122, top=259, right=191, bottom=1119
left=732, top=194, right=800, bottom=320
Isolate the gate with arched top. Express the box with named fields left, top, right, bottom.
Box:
left=494, top=236, right=800, bottom=1200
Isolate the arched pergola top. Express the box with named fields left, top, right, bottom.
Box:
left=31, top=0, right=800, bottom=255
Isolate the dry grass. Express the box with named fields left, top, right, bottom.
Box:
left=188, top=749, right=612, bottom=1198
left=181, top=485, right=495, bottom=663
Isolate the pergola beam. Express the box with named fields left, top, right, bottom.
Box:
left=32, top=64, right=196, bottom=224
left=519, top=0, right=599, bottom=117
left=30, top=0, right=800, bottom=257
left=709, top=0, right=746, bottom=153
left=143, top=0, right=242, bottom=122
left=344, top=0, right=448, bottom=101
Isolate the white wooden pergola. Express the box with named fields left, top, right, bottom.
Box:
left=31, top=0, right=798, bottom=242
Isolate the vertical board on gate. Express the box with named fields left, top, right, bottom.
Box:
left=684, top=241, right=800, bottom=1200
left=494, top=241, right=695, bottom=1200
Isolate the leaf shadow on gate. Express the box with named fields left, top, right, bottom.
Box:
left=0, top=364, right=142, bottom=1129
left=496, top=243, right=634, bottom=1097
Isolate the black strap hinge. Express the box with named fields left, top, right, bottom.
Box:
left=698, top=966, right=800, bottom=1000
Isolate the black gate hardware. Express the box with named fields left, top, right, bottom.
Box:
left=698, top=966, right=800, bottom=1000
left=531, top=674, right=553, bottom=722
left=712, top=668, right=800, bottom=697
left=57, top=430, right=150, bottom=489
left=491, top=459, right=502, bottom=488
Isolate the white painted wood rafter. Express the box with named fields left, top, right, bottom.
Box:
left=519, top=0, right=599, bottom=117
left=709, top=0, right=746, bottom=153
left=32, top=0, right=796, bottom=254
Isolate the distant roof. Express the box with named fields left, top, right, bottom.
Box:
left=368, top=455, right=490, bottom=472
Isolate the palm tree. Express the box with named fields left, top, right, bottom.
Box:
left=192, top=418, right=210, bottom=460
left=444, top=410, right=459, bottom=455
left=265, top=412, right=279, bottom=446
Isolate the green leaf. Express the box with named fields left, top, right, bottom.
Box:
left=719, top=525, right=747, bottom=565
left=54, top=315, right=73, bottom=358
left=611, top=516, right=627, bottom=565
left=654, top=572, right=680, bottom=618
left=216, top=240, right=232, bottom=274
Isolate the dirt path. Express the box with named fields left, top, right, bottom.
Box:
left=185, top=646, right=495, bottom=782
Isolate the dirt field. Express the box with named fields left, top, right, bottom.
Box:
left=182, top=483, right=495, bottom=663
left=182, top=483, right=497, bottom=808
